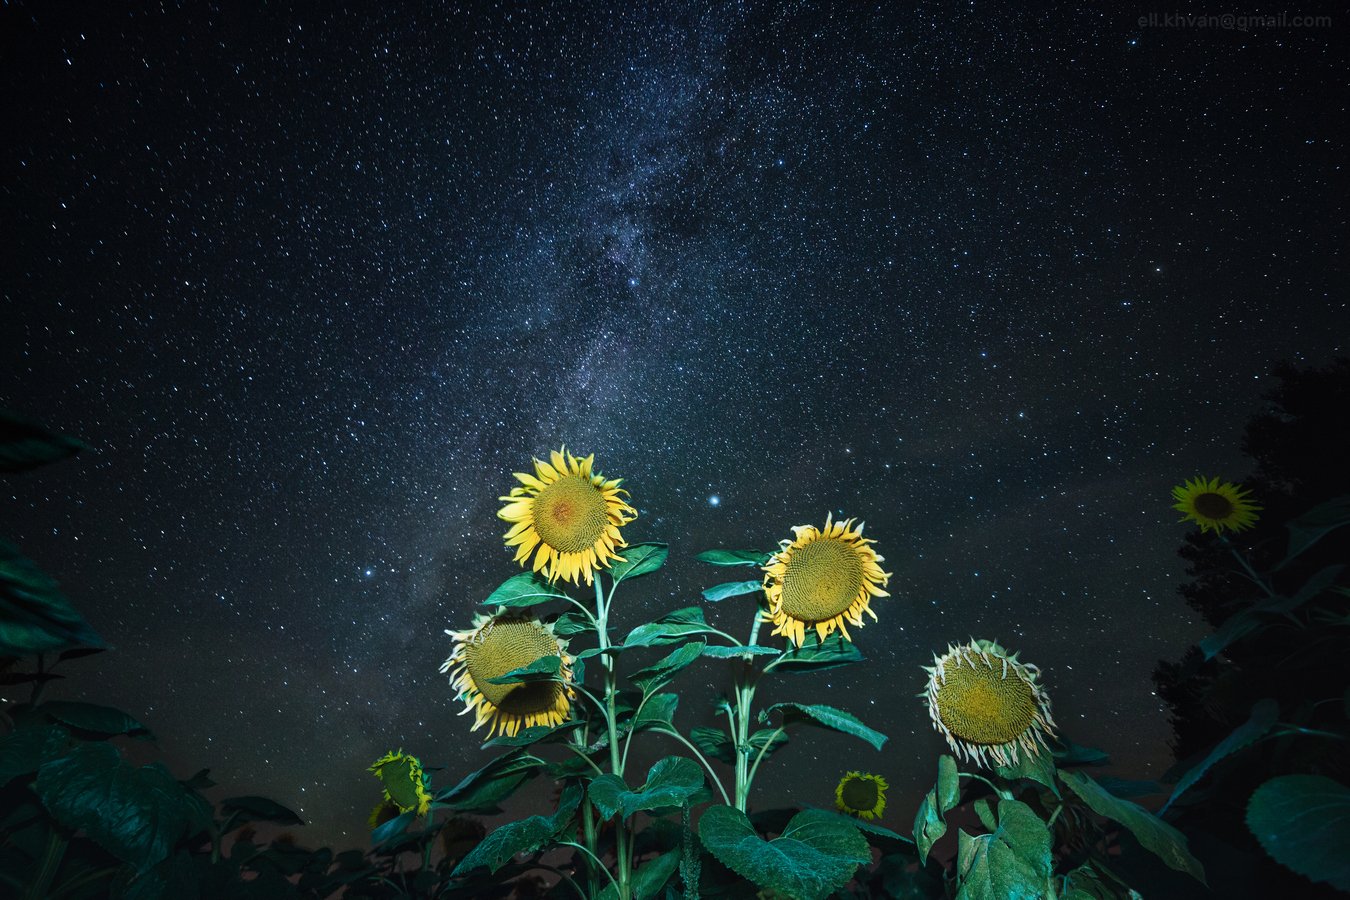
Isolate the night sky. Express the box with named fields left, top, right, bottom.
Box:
left=3, top=2, right=1345, bottom=851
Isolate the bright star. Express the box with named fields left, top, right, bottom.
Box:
left=708, top=495, right=720, bottom=507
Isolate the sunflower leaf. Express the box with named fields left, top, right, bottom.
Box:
left=748, top=728, right=789, bottom=761
left=994, top=749, right=1060, bottom=798
left=696, top=549, right=774, bottom=567
left=634, top=693, right=680, bottom=730
left=700, top=644, right=778, bottom=658
left=0, top=723, right=68, bottom=786
left=609, top=542, right=669, bottom=583
left=590, top=757, right=704, bottom=821
left=691, top=726, right=735, bottom=764
left=220, top=795, right=305, bottom=826
left=483, top=572, right=572, bottom=609
left=0, top=410, right=86, bottom=473
left=1277, top=495, right=1350, bottom=571
left=914, top=789, right=947, bottom=864
left=371, top=810, right=414, bottom=845
left=435, top=751, right=542, bottom=813
left=803, top=805, right=911, bottom=843
left=452, top=781, right=582, bottom=876
left=481, top=721, right=583, bottom=749
left=1246, top=774, right=1350, bottom=892
left=1162, top=698, right=1279, bottom=814
left=973, top=798, right=997, bottom=831
left=631, top=641, right=707, bottom=694
left=760, top=702, right=887, bottom=751
left=36, top=742, right=193, bottom=874
left=38, top=701, right=154, bottom=740
left=954, top=799, right=1054, bottom=900
left=702, top=580, right=763, bottom=602
left=1052, top=738, right=1110, bottom=767
left=698, top=806, right=870, bottom=900
left=0, top=540, right=105, bottom=656
left=552, top=611, right=595, bottom=637
left=937, top=755, right=960, bottom=811
left=596, top=847, right=681, bottom=900
left=487, top=654, right=563, bottom=685
left=623, top=607, right=718, bottom=648
left=769, top=632, right=863, bottom=674
left=1059, top=769, right=1206, bottom=884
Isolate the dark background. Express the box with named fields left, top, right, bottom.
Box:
left=2, top=2, right=1345, bottom=851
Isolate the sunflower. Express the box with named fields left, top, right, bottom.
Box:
left=835, top=771, right=888, bottom=820
left=367, top=799, right=402, bottom=831
left=762, top=513, right=892, bottom=647
left=1171, top=475, right=1261, bottom=535
left=921, top=640, right=1057, bottom=769
left=441, top=610, right=575, bottom=739
left=367, top=749, right=432, bottom=818
left=498, top=447, right=638, bottom=586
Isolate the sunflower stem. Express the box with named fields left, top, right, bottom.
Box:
left=558, top=843, right=621, bottom=895
left=745, top=725, right=784, bottom=793
left=596, top=575, right=632, bottom=900
left=1218, top=534, right=1276, bottom=599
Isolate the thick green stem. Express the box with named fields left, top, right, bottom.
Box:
left=733, top=610, right=766, bottom=811
left=595, top=576, right=631, bottom=900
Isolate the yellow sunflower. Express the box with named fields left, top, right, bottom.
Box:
left=498, top=447, right=638, bottom=586
left=835, top=771, right=888, bottom=820
left=367, top=749, right=432, bottom=818
left=441, top=610, right=575, bottom=739
left=921, top=640, right=1057, bottom=769
left=367, top=799, right=402, bottom=830
left=762, top=513, right=892, bottom=647
left=1171, top=476, right=1261, bottom=535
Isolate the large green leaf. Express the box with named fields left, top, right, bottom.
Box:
left=36, top=742, right=192, bottom=873
left=220, top=795, right=305, bottom=826
left=589, top=757, right=704, bottom=821
left=769, top=631, right=863, bottom=674
left=701, top=580, right=763, bottom=602
left=598, top=848, right=682, bottom=900
left=0, top=723, right=67, bottom=785
left=954, top=799, right=1053, bottom=900
left=39, top=701, right=154, bottom=740
left=610, top=542, right=669, bottom=582
left=631, top=641, right=706, bottom=694
left=1202, top=566, right=1345, bottom=660
left=1277, top=495, right=1350, bottom=570
left=995, top=748, right=1059, bottom=797
left=452, top=782, right=581, bottom=876
left=1246, top=774, right=1350, bottom=892
left=695, top=549, right=773, bottom=567
left=700, top=644, right=778, bottom=658
left=1162, top=698, right=1279, bottom=814
left=0, top=540, right=104, bottom=656
left=435, top=751, right=543, bottom=813
left=634, top=693, right=680, bottom=730
left=623, top=608, right=718, bottom=648
left=914, top=789, right=947, bottom=863
left=482, top=572, right=572, bottom=609
left=487, top=654, right=563, bottom=685
left=1059, top=770, right=1205, bottom=884
left=0, top=410, right=86, bottom=473
left=1052, top=738, right=1110, bottom=767
left=699, top=805, right=870, bottom=900
left=760, top=702, right=887, bottom=750
left=937, top=754, right=960, bottom=811
left=482, top=721, right=583, bottom=749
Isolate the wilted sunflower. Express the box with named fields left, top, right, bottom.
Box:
left=1171, top=475, right=1261, bottom=535
left=762, top=513, right=892, bottom=647
left=835, top=771, right=888, bottom=820
left=367, top=749, right=432, bottom=817
left=921, top=640, right=1057, bottom=768
left=498, top=447, right=638, bottom=586
left=442, top=610, right=575, bottom=738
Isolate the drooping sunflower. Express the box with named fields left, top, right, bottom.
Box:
left=367, top=799, right=402, bottom=831
left=921, top=640, right=1057, bottom=769
left=1171, top=475, right=1261, bottom=535
left=835, top=771, right=888, bottom=820
left=367, top=749, right=432, bottom=818
left=762, top=513, right=892, bottom=647
left=441, top=610, right=575, bottom=739
left=498, top=447, right=638, bottom=586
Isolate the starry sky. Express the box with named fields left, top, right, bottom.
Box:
left=3, top=2, right=1345, bottom=851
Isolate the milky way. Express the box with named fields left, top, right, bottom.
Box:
left=4, top=2, right=1344, bottom=848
